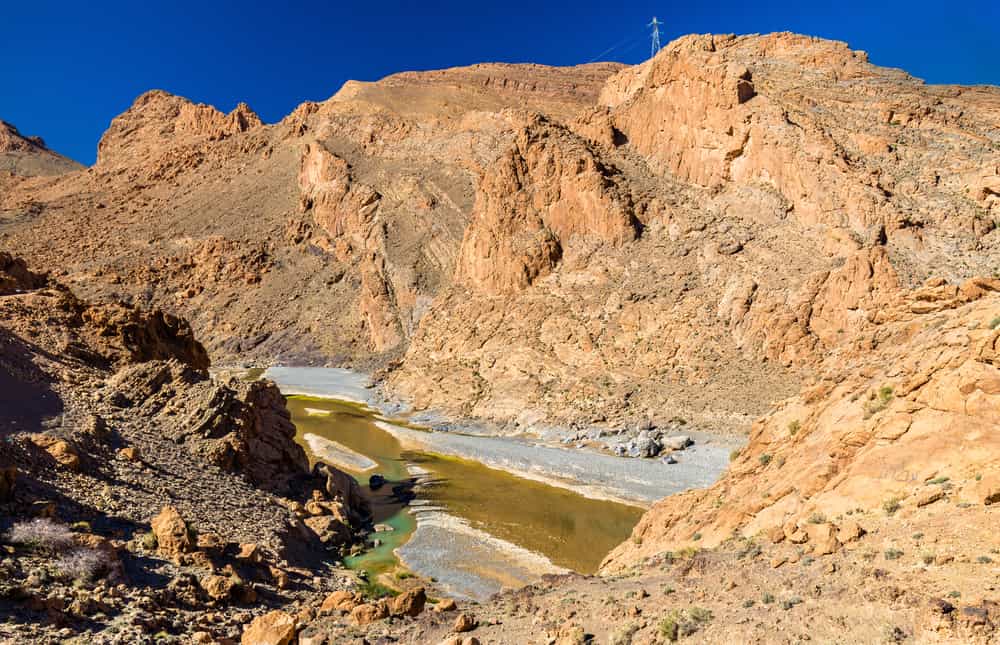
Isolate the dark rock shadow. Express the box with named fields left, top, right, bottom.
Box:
left=0, top=328, right=64, bottom=434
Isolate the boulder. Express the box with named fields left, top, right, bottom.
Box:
left=268, top=566, right=290, bottom=590
left=116, top=447, right=140, bottom=462
left=915, top=489, right=944, bottom=507
left=320, top=590, right=361, bottom=613
left=150, top=505, right=193, bottom=557
left=804, top=523, right=840, bottom=555
left=200, top=574, right=238, bottom=601
left=662, top=435, right=693, bottom=451
left=351, top=601, right=389, bottom=625
left=241, top=610, right=296, bottom=645
left=629, top=431, right=662, bottom=458
left=237, top=543, right=262, bottom=563
left=453, top=613, right=478, bottom=633
left=29, top=434, right=80, bottom=470
left=435, top=598, right=458, bottom=612
left=390, top=587, right=426, bottom=617
left=303, top=515, right=352, bottom=546
left=836, top=520, right=865, bottom=544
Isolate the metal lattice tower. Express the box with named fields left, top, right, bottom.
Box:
left=648, top=16, right=663, bottom=58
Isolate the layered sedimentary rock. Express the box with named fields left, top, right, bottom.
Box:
left=603, top=276, right=1000, bottom=569
left=3, top=33, right=999, bottom=434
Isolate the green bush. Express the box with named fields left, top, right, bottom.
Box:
left=788, top=420, right=801, bottom=436
left=781, top=596, right=803, bottom=610
left=758, top=454, right=773, bottom=466
left=882, top=497, right=902, bottom=515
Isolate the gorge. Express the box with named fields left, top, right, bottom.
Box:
left=2, top=30, right=999, bottom=644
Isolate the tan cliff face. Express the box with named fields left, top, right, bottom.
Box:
left=603, top=275, right=1000, bottom=571
left=96, top=90, right=263, bottom=167
left=2, top=33, right=1000, bottom=435
left=455, top=117, right=639, bottom=294
left=0, top=119, right=82, bottom=176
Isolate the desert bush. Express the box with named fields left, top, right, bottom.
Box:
left=788, top=420, right=801, bottom=436
left=863, top=386, right=894, bottom=418
left=885, top=548, right=904, bottom=561
left=989, top=316, right=1000, bottom=330
left=883, top=497, right=902, bottom=515
left=56, top=548, right=109, bottom=582
left=762, top=592, right=775, bottom=604
left=781, top=596, right=803, bottom=610
left=659, top=607, right=711, bottom=642
left=758, top=454, right=772, bottom=466
left=141, top=531, right=158, bottom=551
left=5, top=519, right=75, bottom=552
left=659, top=613, right=680, bottom=642
left=609, top=622, right=640, bottom=645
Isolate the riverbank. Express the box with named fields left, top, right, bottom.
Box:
left=264, top=366, right=738, bottom=601
left=263, top=366, right=740, bottom=505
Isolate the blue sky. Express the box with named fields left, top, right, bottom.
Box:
left=2, top=1, right=998, bottom=165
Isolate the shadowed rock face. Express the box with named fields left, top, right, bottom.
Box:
left=3, top=33, right=1000, bottom=435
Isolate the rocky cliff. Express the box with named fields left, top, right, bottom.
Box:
left=0, top=254, right=368, bottom=641
left=0, top=119, right=82, bottom=176
left=2, top=33, right=999, bottom=438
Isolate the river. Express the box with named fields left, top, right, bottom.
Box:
left=264, top=366, right=734, bottom=601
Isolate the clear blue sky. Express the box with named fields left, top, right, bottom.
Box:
left=2, top=0, right=998, bottom=165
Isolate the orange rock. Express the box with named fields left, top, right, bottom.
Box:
left=241, top=610, right=296, bottom=645
left=390, top=587, right=426, bottom=617
left=453, top=613, right=478, bottom=633
left=804, top=523, right=839, bottom=556
left=150, top=506, right=192, bottom=557
left=351, top=602, right=389, bottom=625
left=29, top=434, right=80, bottom=470
left=116, top=447, right=140, bottom=462
left=319, top=590, right=361, bottom=613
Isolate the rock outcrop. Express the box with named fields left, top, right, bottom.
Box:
left=4, top=33, right=1000, bottom=435
left=603, top=276, right=1000, bottom=569
left=96, top=90, right=262, bottom=167
left=0, top=120, right=82, bottom=176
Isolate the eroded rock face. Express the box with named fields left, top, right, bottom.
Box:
left=97, top=90, right=262, bottom=167
left=603, top=278, right=1000, bottom=570
left=455, top=118, right=639, bottom=294
left=5, top=34, right=1000, bottom=435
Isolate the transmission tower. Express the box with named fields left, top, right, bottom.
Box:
left=648, top=16, right=663, bottom=58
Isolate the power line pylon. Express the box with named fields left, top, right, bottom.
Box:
left=648, top=16, right=663, bottom=58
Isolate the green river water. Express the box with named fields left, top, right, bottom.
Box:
left=285, top=396, right=644, bottom=580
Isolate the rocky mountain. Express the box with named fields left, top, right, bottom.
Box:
left=0, top=120, right=82, bottom=177
left=4, top=33, right=999, bottom=438
left=0, top=253, right=369, bottom=642
left=2, top=30, right=1000, bottom=643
